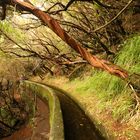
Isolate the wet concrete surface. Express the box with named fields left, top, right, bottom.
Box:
left=51, top=87, right=106, bottom=140
left=2, top=82, right=107, bottom=140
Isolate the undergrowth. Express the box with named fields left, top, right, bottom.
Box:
left=64, top=35, right=140, bottom=122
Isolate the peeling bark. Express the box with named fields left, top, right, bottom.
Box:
left=2, top=0, right=129, bottom=80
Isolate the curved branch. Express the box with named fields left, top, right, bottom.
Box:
left=4, top=0, right=129, bottom=80
left=93, top=0, right=133, bottom=32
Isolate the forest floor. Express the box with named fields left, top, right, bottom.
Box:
left=32, top=75, right=140, bottom=140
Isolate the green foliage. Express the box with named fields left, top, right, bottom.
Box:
left=0, top=21, right=26, bottom=42
left=0, top=107, right=9, bottom=118
left=0, top=106, right=17, bottom=127
left=67, top=35, right=140, bottom=121
left=111, top=91, right=134, bottom=120
left=115, top=35, right=140, bottom=73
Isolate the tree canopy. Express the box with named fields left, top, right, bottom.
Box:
left=0, top=0, right=139, bottom=87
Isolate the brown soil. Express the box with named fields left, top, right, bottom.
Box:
left=2, top=97, right=50, bottom=140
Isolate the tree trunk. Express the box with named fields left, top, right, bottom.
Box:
left=2, top=0, right=130, bottom=80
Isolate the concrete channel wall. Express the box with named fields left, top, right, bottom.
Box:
left=44, top=84, right=114, bottom=140
left=22, top=81, right=64, bottom=140
left=22, top=80, right=114, bottom=140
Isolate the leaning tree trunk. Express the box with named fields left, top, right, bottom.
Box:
left=2, top=0, right=140, bottom=90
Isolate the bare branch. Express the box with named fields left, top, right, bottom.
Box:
left=93, top=0, right=133, bottom=32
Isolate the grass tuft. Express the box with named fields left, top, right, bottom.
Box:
left=64, top=35, right=140, bottom=122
